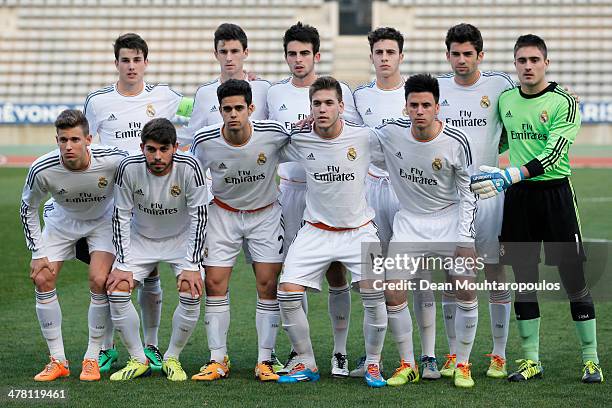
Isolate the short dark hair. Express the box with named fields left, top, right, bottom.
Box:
left=404, top=74, right=440, bottom=103
left=140, top=118, right=176, bottom=145
left=214, top=23, right=248, bottom=51
left=367, top=27, right=404, bottom=53
left=55, top=109, right=89, bottom=136
left=445, top=23, right=483, bottom=54
left=514, top=34, right=547, bottom=59
left=283, top=22, right=320, bottom=55
left=309, top=76, right=342, bottom=102
left=217, top=79, right=253, bottom=106
left=114, top=33, right=148, bottom=60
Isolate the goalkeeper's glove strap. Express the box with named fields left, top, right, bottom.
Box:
left=525, top=158, right=544, bottom=178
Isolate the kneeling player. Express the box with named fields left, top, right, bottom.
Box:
left=189, top=80, right=289, bottom=382
left=373, top=75, right=479, bottom=388
left=21, top=109, right=127, bottom=381
left=277, top=77, right=388, bottom=387
left=107, top=118, right=208, bottom=381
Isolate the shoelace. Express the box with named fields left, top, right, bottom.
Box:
left=43, top=357, right=65, bottom=373
left=334, top=353, right=347, bottom=369
left=367, top=364, right=382, bottom=379
left=442, top=354, right=456, bottom=369
left=83, top=360, right=96, bottom=374
left=147, top=346, right=163, bottom=362
left=485, top=353, right=506, bottom=369
left=584, top=361, right=599, bottom=374
left=168, top=358, right=183, bottom=369
left=289, top=363, right=306, bottom=375
left=392, top=360, right=411, bottom=376
left=423, top=356, right=437, bottom=369
left=457, top=363, right=472, bottom=378
left=260, top=361, right=275, bottom=373
left=515, top=359, right=539, bottom=377
left=355, top=356, right=366, bottom=368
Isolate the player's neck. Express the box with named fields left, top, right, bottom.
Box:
left=454, top=70, right=481, bottom=87
left=314, top=118, right=343, bottom=140
left=222, top=122, right=252, bottom=146
left=411, top=119, right=443, bottom=142
left=220, top=70, right=247, bottom=83
left=376, top=73, right=403, bottom=90
left=291, top=72, right=317, bottom=88
left=520, top=79, right=549, bottom=95
left=116, top=80, right=145, bottom=96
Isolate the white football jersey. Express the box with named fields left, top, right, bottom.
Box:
left=20, top=145, right=128, bottom=257
left=437, top=72, right=515, bottom=171
left=268, top=77, right=362, bottom=182
left=179, top=78, right=270, bottom=145
left=372, top=120, right=476, bottom=242
left=113, top=151, right=208, bottom=270
left=282, top=120, right=375, bottom=229
left=190, top=120, right=289, bottom=210
left=353, top=79, right=406, bottom=177
left=84, top=83, right=183, bottom=153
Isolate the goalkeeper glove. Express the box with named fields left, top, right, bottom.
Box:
left=470, top=165, right=524, bottom=198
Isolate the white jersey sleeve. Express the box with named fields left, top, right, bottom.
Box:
left=340, top=82, right=362, bottom=125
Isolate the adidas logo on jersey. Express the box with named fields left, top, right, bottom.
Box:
left=395, top=151, right=403, bottom=159
left=107, top=113, right=117, bottom=121
left=440, top=100, right=449, bottom=106
left=505, top=110, right=513, bottom=118
left=279, top=104, right=287, bottom=111
left=365, top=108, right=372, bottom=115
left=210, top=106, right=218, bottom=112
left=135, top=188, right=144, bottom=196
left=306, top=153, right=315, bottom=160
left=56, top=188, right=67, bottom=195
left=218, top=162, right=227, bottom=170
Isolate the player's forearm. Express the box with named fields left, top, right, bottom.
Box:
left=20, top=201, right=44, bottom=257
left=525, top=135, right=571, bottom=178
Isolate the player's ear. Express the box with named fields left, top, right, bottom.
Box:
left=314, top=52, right=321, bottom=63
left=244, top=48, right=249, bottom=59
left=248, top=103, right=255, bottom=116
left=399, top=52, right=404, bottom=64
left=446, top=51, right=451, bottom=62
left=140, top=143, right=145, bottom=153
left=85, top=134, right=92, bottom=146
left=338, top=99, right=345, bottom=115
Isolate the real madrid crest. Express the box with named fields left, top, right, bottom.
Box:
left=480, top=95, right=491, bottom=108
left=204, top=247, right=209, bottom=258
left=347, top=147, right=357, bottom=161
left=170, top=185, right=181, bottom=197
left=257, top=152, right=267, bottom=165
left=98, top=176, right=108, bottom=188
left=539, top=110, right=548, bottom=124
left=432, top=158, right=442, bottom=171
left=146, top=104, right=156, bottom=117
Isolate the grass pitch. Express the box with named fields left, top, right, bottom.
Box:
left=0, top=167, right=610, bottom=407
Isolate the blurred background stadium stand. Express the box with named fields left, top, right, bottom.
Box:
left=0, top=0, right=610, bottom=150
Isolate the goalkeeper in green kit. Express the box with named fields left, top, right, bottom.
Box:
left=470, top=34, right=603, bottom=383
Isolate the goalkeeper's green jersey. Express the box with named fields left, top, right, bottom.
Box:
left=498, top=82, right=580, bottom=181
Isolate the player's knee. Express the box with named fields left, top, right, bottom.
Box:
left=89, top=273, right=108, bottom=293
left=178, top=279, right=196, bottom=295
left=107, top=279, right=130, bottom=293
left=384, top=288, right=406, bottom=306
left=256, top=279, right=277, bottom=299
left=455, top=288, right=476, bottom=302
left=484, top=263, right=505, bottom=282
left=33, top=269, right=56, bottom=291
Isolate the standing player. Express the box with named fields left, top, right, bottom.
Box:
left=189, top=80, right=289, bottom=382
left=352, top=27, right=439, bottom=381
left=373, top=74, right=479, bottom=388
left=436, top=23, right=515, bottom=379
left=267, top=22, right=360, bottom=377
left=276, top=76, right=388, bottom=388
left=20, top=109, right=127, bottom=381
left=107, top=118, right=208, bottom=381
left=471, top=34, right=603, bottom=383
left=84, top=32, right=193, bottom=373
left=180, top=23, right=270, bottom=144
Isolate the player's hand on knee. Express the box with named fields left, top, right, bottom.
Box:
left=455, top=246, right=477, bottom=262
left=106, top=268, right=134, bottom=294
left=470, top=165, right=523, bottom=198
left=178, top=270, right=203, bottom=298
left=30, top=257, right=53, bottom=281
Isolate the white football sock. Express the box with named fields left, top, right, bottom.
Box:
left=35, top=289, right=66, bottom=362
left=165, top=293, right=201, bottom=360
left=489, top=290, right=511, bottom=359
left=413, top=286, right=436, bottom=357
left=138, top=275, right=162, bottom=347
left=361, top=289, right=387, bottom=365
left=455, top=299, right=479, bottom=365
left=109, top=291, right=146, bottom=363
left=256, top=298, right=280, bottom=362
left=442, top=290, right=457, bottom=355
left=278, top=290, right=316, bottom=369
left=328, top=284, right=351, bottom=355
left=387, top=302, right=415, bottom=365
left=84, top=291, right=110, bottom=360
left=205, top=293, right=230, bottom=363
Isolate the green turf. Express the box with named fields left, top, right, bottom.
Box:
left=0, top=167, right=610, bottom=407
